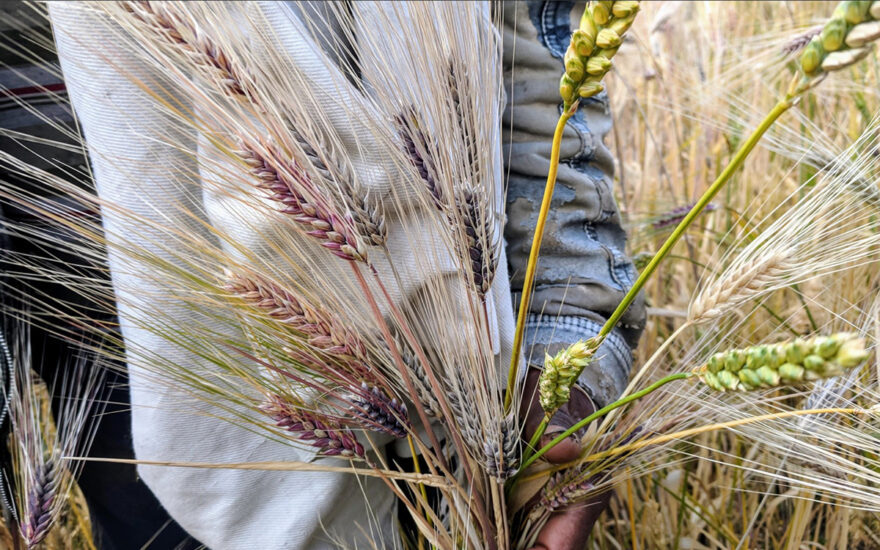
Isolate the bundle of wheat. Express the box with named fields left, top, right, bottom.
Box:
left=2, top=1, right=880, bottom=549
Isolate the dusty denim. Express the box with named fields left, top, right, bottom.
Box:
left=503, top=1, right=646, bottom=407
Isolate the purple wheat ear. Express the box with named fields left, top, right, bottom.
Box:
left=21, top=461, right=58, bottom=547
left=260, top=394, right=365, bottom=459
left=350, top=382, right=410, bottom=439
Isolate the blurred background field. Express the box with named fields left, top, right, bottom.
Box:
left=4, top=1, right=880, bottom=549
left=599, top=2, right=880, bottom=549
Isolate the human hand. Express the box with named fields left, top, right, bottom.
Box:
left=519, top=368, right=611, bottom=550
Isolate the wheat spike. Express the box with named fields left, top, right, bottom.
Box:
left=697, top=333, right=869, bottom=392
left=260, top=394, right=365, bottom=458
left=799, top=1, right=880, bottom=78
left=538, top=469, right=596, bottom=513
left=350, top=382, right=409, bottom=438
left=120, top=1, right=251, bottom=99
left=538, top=339, right=598, bottom=415
left=236, top=140, right=368, bottom=262
left=224, top=269, right=369, bottom=363
left=689, top=252, right=793, bottom=322
left=560, top=1, right=640, bottom=106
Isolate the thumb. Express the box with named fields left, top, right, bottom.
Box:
left=541, top=385, right=597, bottom=463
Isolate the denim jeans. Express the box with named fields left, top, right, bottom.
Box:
left=503, top=1, right=645, bottom=407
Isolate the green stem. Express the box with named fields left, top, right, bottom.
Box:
left=791, top=283, right=819, bottom=333
left=522, top=413, right=551, bottom=464
left=504, top=104, right=577, bottom=412
left=595, top=97, right=795, bottom=342
left=517, top=372, right=693, bottom=474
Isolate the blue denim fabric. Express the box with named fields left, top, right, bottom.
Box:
left=524, top=313, right=631, bottom=408
left=504, top=1, right=645, bottom=406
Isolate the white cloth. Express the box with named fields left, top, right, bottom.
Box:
left=49, top=2, right=515, bottom=549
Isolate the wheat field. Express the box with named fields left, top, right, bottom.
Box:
left=597, top=2, right=880, bottom=549
left=3, top=1, right=880, bottom=549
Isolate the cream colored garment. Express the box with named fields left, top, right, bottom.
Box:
left=50, top=2, right=514, bottom=549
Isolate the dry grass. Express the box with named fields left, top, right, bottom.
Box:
left=596, top=2, right=880, bottom=548
left=4, top=1, right=880, bottom=548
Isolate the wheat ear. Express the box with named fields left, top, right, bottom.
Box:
left=120, top=1, right=251, bottom=99
left=260, top=394, right=365, bottom=458
left=454, top=186, right=498, bottom=296
left=236, top=140, right=368, bottom=262
left=350, top=382, right=410, bottom=438
left=560, top=1, right=640, bottom=106
left=20, top=461, right=58, bottom=547
left=124, top=2, right=382, bottom=257
left=224, top=269, right=369, bottom=363
left=799, top=1, right=880, bottom=83
left=689, top=252, right=793, bottom=322
left=697, top=333, right=869, bottom=392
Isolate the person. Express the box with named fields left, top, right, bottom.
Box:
left=4, top=2, right=644, bottom=548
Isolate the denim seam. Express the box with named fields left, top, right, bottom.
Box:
left=524, top=313, right=632, bottom=373
left=539, top=1, right=572, bottom=59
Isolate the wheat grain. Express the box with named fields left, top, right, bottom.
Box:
left=285, top=126, right=387, bottom=248
left=389, top=330, right=441, bottom=418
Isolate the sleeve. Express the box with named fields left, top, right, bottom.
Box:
left=501, top=1, right=646, bottom=407
left=49, top=3, right=395, bottom=549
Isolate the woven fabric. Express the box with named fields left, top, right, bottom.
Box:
left=49, top=2, right=513, bottom=548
